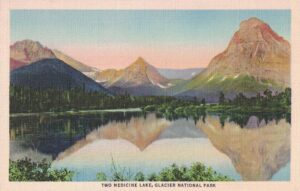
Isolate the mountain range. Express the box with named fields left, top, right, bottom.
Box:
left=10, top=17, right=290, bottom=101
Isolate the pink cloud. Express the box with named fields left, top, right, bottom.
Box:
left=58, top=43, right=225, bottom=70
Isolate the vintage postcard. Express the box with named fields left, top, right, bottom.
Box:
left=0, top=0, right=300, bottom=191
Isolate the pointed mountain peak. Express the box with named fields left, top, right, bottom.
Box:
left=231, top=17, right=288, bottom=45
left=137, top=56, right=145, bottom=61
left=186, top=17, right=291, bottom=94
left=95, top=56, right=170, bottom=91
left=127, top=57, right=150, bottom=71
left=133, top=56, right=148, bottom=66
left=10, top=39, right=56, bottom=68
left=240, top=17, right=266, bottom=28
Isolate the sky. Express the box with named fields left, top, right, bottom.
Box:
left=11, top=10, right=290, bottom=69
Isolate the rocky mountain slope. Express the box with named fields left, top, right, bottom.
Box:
left=95, top=57, right=173, bottom=95
left=10, top=40, right=56, bottom=70
left=177, top=17, right=290, bottom=101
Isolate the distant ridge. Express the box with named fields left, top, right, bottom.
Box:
left=158, top=68, right=204, bottom=80
left=52, top=49, right=95, bottom=73
left=10, top=40, right=96, bottom=75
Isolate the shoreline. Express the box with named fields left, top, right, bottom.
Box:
left=10, top=108, right=142, bottom=117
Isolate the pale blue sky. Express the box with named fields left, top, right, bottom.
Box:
left=11, top=10, right=290, bottom=47
left=10, top=10, right=291, bottom=69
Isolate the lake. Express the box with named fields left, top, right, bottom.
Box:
left=9, top=111, right=290, bottom=181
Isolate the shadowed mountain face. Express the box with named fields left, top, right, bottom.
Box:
left=10, top=58, right=110, bottom=94
left=10, top=40, right=95, bottom=74
left=94, top=57, right=174, bottom=95
left=197, top=116, right=290, bottom=181
left=10, top=58, right=27, bottom=71
left=177, top=17, right=290, bottom=101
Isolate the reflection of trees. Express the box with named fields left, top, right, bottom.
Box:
left=10, top=112, right=143, bottom=158
left=197, top=116, right=290, bottom=180
left=155, top=111, right=207, bottom=126
left=216, top=112, right=290, bottom=128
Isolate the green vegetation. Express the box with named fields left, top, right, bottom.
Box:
left=96, top=160, right=233, bottom=181
left=143, top=98, right=206, bottom=120
left=10, top=85, right=188, bottom=113
left=9, top=158, right=74, bottom=181
left=9, top=158, right=233, bottom=182
left=209, top=88, right=291, bottom=113
left=143, top=88, right=291, bottom=120
left=10, top=85, right=291, bottom=117
left=184, top=74, right=280, bottom=93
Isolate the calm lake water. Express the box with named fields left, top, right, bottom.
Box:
left=9, top=111, right=290, bottom=181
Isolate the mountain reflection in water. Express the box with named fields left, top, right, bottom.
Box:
left=197, top=115, right=290, bottom=180
left=56, top=113, right=171, bottom=160
left=10, top=111, right=290, bottom=181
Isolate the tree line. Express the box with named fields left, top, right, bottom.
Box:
left=10, top=85, right=291, bottom=113
left=219, top=88, right=291, bottom=108
left=10, top=85, right=192, bottom=113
